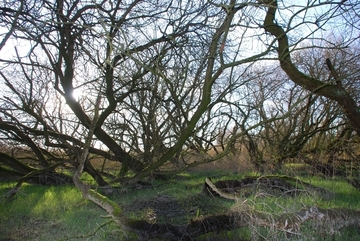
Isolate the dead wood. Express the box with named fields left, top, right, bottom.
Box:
left=203, top=175, right=333, bottom=200
left=203, top=177, right=239, bottom=200
left=123, top=205, right=360, bottom=240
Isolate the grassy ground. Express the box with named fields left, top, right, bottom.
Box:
left=0, top=183, right=121, bottom=241
left=1, top=170, right=360, bottom=240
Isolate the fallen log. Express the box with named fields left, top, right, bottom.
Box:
left=203, top=177, right=239, bottom=201
left=203, top=175, right=333, bottom=200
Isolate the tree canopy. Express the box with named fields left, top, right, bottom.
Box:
left=1, top=0, right=360, bottom=239
left=0, top=0, right=359, bottom=184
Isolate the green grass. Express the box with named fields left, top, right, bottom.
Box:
left=301, top=176, right=360, bottom=209
left=1, top=171, right=360, bottom=240
left=0, top=183, right=123, bottom=241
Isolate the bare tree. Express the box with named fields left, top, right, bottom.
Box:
left=0, top=0, right=263, bottom=185
left=262, top=0, right=360, bottom=135
left=231, top=63, right=342, bottom=172
left=1, top=0, right=360, bottom=238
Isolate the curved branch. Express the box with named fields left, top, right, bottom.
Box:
left=263, top=0, right=360, bottom=136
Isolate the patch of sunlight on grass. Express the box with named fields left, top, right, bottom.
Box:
left=0, top=183, right=119, bottom=241
left=284, top=163, right=308, bottom=168
left=244, top=176, right=360, bottom=215
left=178, top=172, right=191, bottom=177
left=31, top=185, right=84, bottom=217
left=79, top=172, right=98, bottom=185
left=300, top=176, right=360, bottom=209
left=0, top=181, right=16, bottom=191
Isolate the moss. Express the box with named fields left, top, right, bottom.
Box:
left=87, top=189, right=122, bottom=217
